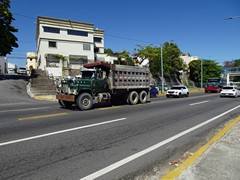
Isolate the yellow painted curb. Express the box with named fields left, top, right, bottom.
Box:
left=33, top=96, right=56, bottom=101
left=162, top=115, right=240, bottom=180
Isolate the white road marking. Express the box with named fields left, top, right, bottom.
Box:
left=0, top=118, right=127, bottom=147
left=190, top=100, right=209, bottom=106
left=80, top=105, right=240, bottom=180
left=0, top=107, right=50, bottom=113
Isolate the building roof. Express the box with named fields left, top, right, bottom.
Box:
left=36, top=16, right=95, bottom=41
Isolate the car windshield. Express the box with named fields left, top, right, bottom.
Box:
left=171, top=86, right=184, bottom=90
left=222, top=87, right=234, bottom=90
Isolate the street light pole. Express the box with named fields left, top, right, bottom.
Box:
left=160, top=45, right=164, bottom=94
left=201, top=59, right=203, bottom=88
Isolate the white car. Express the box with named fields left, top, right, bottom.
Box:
left=17, top=67, right=27, bottom=75
left=166, top=85, right=189, bottom=98
left=220, top=86, right=240, bottom=98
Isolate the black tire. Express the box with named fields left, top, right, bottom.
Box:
left=76, top=93, right=93, bottom=111
left=58, top=100, right=73, bottom=109
left=128, top=91, right=139, bottom=105
left=178, top=93, right=182, bottom=98
left=139, top=90, right=147, bottom=104
left=186, top=92, right=189, bottom=97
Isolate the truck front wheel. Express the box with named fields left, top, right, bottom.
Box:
left=77, top=93, right=93, bottom=111
left=128, top=91, right=139, bottom=105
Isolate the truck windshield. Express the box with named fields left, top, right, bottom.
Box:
left=81, top=70, right=95, bottom=79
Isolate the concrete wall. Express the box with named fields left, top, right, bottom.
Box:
left=0, top=56, right=7, bottom=74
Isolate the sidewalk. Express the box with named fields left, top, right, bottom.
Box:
left=162, top=116, right=240, bottom=180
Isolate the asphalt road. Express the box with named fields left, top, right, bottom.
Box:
left=0, top=93, right=240, bottom=180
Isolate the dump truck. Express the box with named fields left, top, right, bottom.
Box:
left=56, top=61, right=150, bottom=110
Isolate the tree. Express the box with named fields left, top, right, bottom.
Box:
left=104, top=48, right=113, bottom=56
left=189, top=59, right=221, bottom=83
left=233, top=59, right=240, bottom=66
left=114, top=50, right=134, bottom=66
left=0, top=0, right=18, bottom=56
left=162, top=42, right=183, bottom=75
left=135, top=42, right=184, bottom=77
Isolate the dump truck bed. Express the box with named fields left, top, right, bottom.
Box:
left=110, top=64, right=150, bottom=89
left=83, top=61, right=150, bottom=90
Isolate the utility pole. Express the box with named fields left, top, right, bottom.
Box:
left=160, top=45, right=164, bottom=94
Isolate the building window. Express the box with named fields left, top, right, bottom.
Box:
left=43, top=26, right=60, bottom=33
left=67, top=29, right=88, bottom=37
left=83, top=44, right=91, bottom=51
left=46, top=54, right=60, bottom=63
left=69, top=55, right=88, bottom=65
left=49, top=41, right=57, bottom=48
left=94, top=37, right=102, bottom=43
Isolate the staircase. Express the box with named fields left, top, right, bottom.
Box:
left=30, top=69, right=57, bottom=96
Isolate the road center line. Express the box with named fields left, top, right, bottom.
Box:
left=19, top=112, right=69, bottom=120
left=0, top=107, right=50, bottom=113
left=190, top=100, right=209, bottom=106
left=0, top=118, right=127, bottom=147
left=80, top=105, right=240, bottom=180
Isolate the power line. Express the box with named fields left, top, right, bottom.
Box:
left=105, top=33, right=159, bottom=45
left=12, top=12, right=161, bottom=46
left=7, top=56, right=26, bottom=59
left=13, top=13, right=35, bottom=20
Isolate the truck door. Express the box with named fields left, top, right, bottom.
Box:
left=93, top=70, right=108, bottom=93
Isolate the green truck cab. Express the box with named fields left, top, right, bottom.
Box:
left=56, top=61, right=150, bottom=110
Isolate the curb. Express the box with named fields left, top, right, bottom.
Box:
left=162, top=115, right=240, bottom=179
left=33, top=95, right=57, bottom=101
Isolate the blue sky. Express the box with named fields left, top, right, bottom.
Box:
left=8, top=0, right=240, bottom=67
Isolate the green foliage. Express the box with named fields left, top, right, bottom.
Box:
left=0, top=0, right=18, bottom=56
left=55, top=54, right=65, bottom=60
left=189, top=59, right=221, bottom=83
left=162, top=42, right=183, bottom=75
left=233, top=59, right=240, bottom=66
left=136, top=42, right=183, bottom=77
left=114, top=50, right=135, bottom=66
left=104, top=48, right=113, bottom=56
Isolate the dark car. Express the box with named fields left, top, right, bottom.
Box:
left=150, top=85, right=159, bottom=98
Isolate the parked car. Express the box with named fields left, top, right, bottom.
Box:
left=150, top=84, right=159, bottom=98
left=17, top=67, right=27, bottom=75
left=220, top=86, right=240, bottom=98
left=157, top=84, right=170, bottom=91
left=8, top=68, right=16, bottom=74
left=166, top=85, right=189, bottom=98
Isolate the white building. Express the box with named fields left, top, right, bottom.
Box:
left=180, top=52, right=199, bottom=67
left=0, top=56, right=7, bottom=74
left=7, top=62, right=17, bottom=74
left=26, top=52, right=37, bottom=74
left=36, top=16, right=106, bottom=77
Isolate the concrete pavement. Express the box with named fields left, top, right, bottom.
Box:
left=162, top=116, right=240, bottom=180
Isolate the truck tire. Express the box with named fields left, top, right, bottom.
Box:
left=128, top=91, right=139, bottom=105
left=58, top=100, right=73, bottom=109
left=76, top=93, right=93, bottom=111
left=139, top=90, right=147, bottom=104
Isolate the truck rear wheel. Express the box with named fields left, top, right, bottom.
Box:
left=139, top=90, right=147, bottom=104
left=128, top=91, right=139, bottom=105
left=77, top=93, right=93, bottom=111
